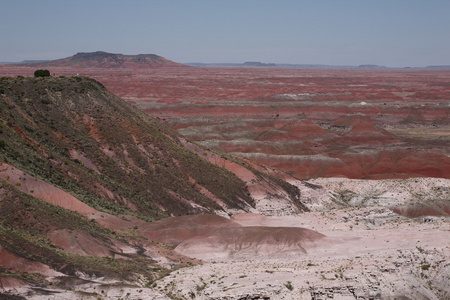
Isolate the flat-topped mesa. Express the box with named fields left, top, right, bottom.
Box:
left=20, top=51, right=186, bottom=68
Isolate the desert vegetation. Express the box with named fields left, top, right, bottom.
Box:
left=0, top=75, right=290, bottom=219
left=33, top=69, right=50, bottom=77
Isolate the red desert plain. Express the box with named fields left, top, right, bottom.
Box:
left=1, top=64, right=450, bottom=299
left=3, top=65, right=449, bottom=180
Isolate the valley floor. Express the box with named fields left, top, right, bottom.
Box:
left=157, top=208, right=449, bottom=299
left=152, top=176, right=450, bottom=299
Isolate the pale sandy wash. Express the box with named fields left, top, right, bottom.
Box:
left=300, top=177, right=450, bottom=211
left=154, top=174, right=450, bottom=299
left=156, top=209, right=450, bottom=299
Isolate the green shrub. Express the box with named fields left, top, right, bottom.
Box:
left=284, top=281, right=294, bottom=291
left=34, top=69, right=51, bottom=77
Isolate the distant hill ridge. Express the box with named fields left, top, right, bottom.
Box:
left=20, top=51, right=186, bottom=68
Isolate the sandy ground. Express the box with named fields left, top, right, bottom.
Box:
left=153, top=177, right=450, bottom=299
left=156, top=209, right=450, bottom=299
left=301, top=177, right=450, bottom=210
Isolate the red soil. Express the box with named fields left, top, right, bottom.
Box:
left=175, top=226, right=326, bottom=259
left=0, top=163, right=97, bottom=216
left=106, top=212, right=327, bottom=260
left=0, top=277, right=27, bottom=290
left=48, top=229, right=132, bottom=257
left=139, top=214, right=241, bottom=246
left=391, top=200, right=450, bottom=218
left=2, top=65, right=449, bottom=179
left=0, top=247, right=60, bottom=276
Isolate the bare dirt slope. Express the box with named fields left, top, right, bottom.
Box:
left=0, top=75, right=305, bottom=299
left=2, top=148, right=448, bottom=299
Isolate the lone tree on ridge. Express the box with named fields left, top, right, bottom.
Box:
left=34, top=69, right=51, bottom=77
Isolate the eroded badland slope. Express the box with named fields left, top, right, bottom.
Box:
left=0, top=63, right=448, bottom=299
left=0, top=76, right=305, bottom=298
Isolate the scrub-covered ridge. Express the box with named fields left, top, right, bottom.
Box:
left=0, top=75, right=305, bottom=298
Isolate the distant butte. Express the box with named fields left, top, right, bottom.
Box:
left=19, top=51, right=186, bottom=68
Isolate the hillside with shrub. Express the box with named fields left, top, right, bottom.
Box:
left=0, top=75, right=305, bottom=297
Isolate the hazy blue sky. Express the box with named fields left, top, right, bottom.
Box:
left=1, top=0, right=449, bottom=67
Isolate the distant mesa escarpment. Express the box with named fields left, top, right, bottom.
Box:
left=357, top=64, right=386, bottom=68
left=20, top=51, right=186, bottom=68
left=243, top=61, right=276, bottom=67
left=426, top=65, right=450, bottom=69
left=186, top=61, right=277, bottom=67
left=0, top=60, right=50, bottom=65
